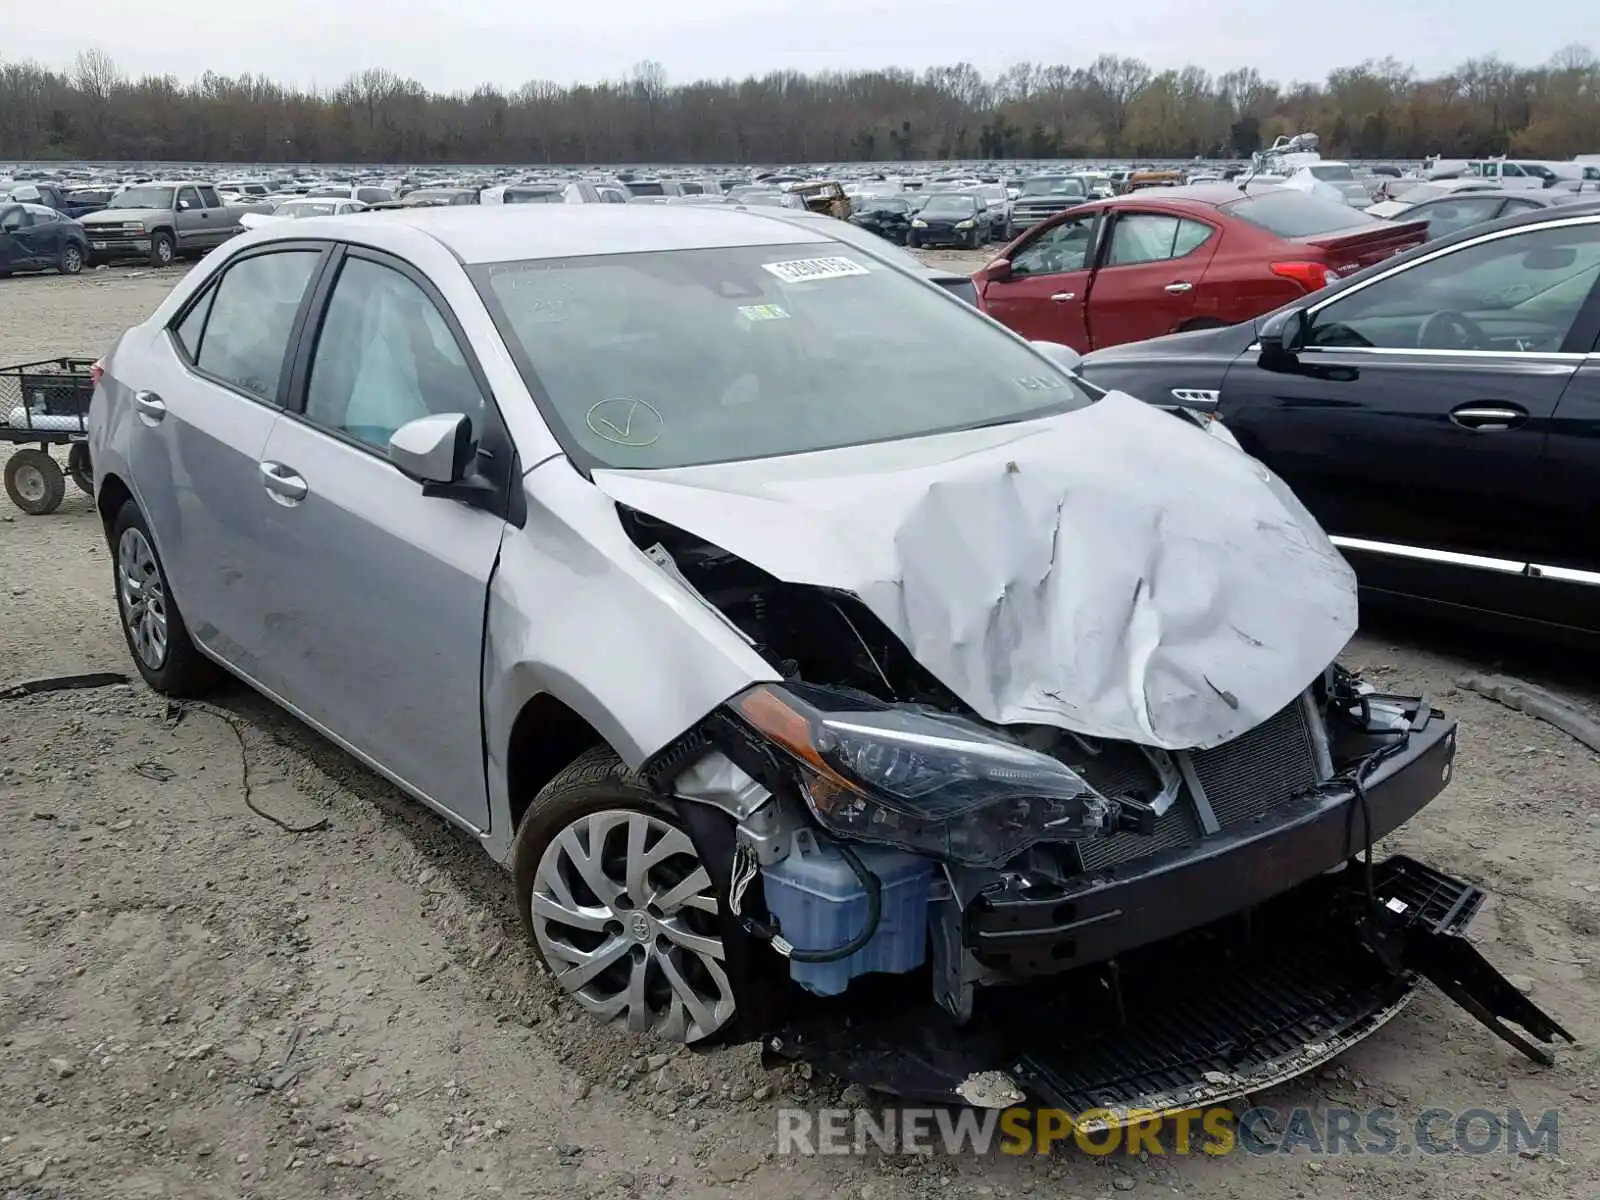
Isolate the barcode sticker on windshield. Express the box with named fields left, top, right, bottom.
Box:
left=761, top=256, right=869, bottom=284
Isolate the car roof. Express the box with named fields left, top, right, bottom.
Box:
left=241, top=204, right=831, bottom=264
left=1102, top=183, right=1298, bottom=209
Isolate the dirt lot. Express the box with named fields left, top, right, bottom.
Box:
left=3, top=259, right=1599, bottom=1200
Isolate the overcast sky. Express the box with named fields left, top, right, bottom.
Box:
left=10, top=0, right=1592, bottom=93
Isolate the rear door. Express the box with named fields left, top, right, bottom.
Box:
left=978, top=211, right=1099, bottom=350
left=1223, top=215, right=1600, bottom=623
left=252, top=246, right=508, bottom=829
left=1083, top=211, right=1218, bottom=348
left=131, top=243, right=328, bottom=669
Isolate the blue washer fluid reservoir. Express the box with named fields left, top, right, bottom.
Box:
left=759, top=829, right=935, bottom=996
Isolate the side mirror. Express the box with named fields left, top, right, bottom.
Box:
left=1029, top=340, right=1082, bottom=373
left=389, top=412, right=474, bottom=485
left=979, top=258, right=1012, bottom=283
left=1258, top=307, right=1309, bottom=361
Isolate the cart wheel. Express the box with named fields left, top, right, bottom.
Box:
left=4, top=449, right=67, bottom=515
left=68, top=442, right=94, bottom=495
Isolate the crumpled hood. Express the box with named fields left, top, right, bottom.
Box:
left=592, top=390, right=1357, bottom=750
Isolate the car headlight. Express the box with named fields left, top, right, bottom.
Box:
left=732, top=684, right=1128, bottom=868
left=955, top=219, right=975, bottom=230
left=911, top=218, right=928, bottom=228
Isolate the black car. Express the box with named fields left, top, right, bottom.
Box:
left=848, top=197, right=914, bottom=244
left=0, top=203, right=90, bottom=276
left=1079, top=200, right=1600, bottom=646
left=907, top=192, right=988, bottom=249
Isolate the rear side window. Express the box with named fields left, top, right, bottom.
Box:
left=1105, top=215, right=1215, bottom=265
left=198, top=186, right=222, bottom=208
left=172, top=288, right=216, bottom=360
left=1222, top=191, right=1383, bottom=238
left=192, top=250, right=321, bottom=402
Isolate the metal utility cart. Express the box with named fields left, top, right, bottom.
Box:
left=1, top=358, right=95, bottom=515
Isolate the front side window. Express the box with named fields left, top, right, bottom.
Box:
left=193, top=250, right=322, bottom=402
left=472, top=242, right=1092, bottom=470
left=1307, top=222, right=1600, bottom=353
left=176, top=187, right=201, bottom=211
left=1011, top=216, right=1095, bottom=276
left=304, top=257, right=482, bottom=450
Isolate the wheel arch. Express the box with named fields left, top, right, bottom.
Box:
left=503, top=691, right=607, bottom=838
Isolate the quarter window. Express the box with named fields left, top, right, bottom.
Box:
left=1306, top=223, right=1600, bottom=353
left=304, top=257, right=481, bottom=451
left=193, top=250, right=321, bottom=402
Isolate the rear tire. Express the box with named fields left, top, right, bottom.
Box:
left=67, top=442, right=94, bottom=495
left=110, top=500, right=221, bottom=694
left=4, top=449, right=66, bottom=515
left=511, top=747, right=740, bottom=1045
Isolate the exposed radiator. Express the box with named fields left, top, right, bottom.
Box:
left=1072, top=697, right=1322, bottom=873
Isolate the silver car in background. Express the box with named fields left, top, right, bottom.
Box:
left=88, top=206, right=1539, bottom=1106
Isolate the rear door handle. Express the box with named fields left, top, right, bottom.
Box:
left=1050, top=292, right=1076, bottom=302
left=1164, top=281, right=1194, bottom=294
left=133, top=390, right=166, bottom=423
left=259, top=461, right=308, bottom=504
left=1450, top=402, right=1528, bottom=432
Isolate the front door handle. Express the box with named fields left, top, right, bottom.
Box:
left=1450, top=402, right=1528, bottom=432
left=1051, top=291, right=1076, bottom=302
left=1164, top=281, right=1194, bottom=294
left=133, top=390, right=166, bottom=423
left=259, top=461, right=308, bottom=503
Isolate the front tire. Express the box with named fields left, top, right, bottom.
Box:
left=512, top=748, right=738, bottom=1044
left=149, top=232, right=175, bottom=269
left=111, top=500, right=220, bottom=694
left=59, top=243, right=85, bottom=275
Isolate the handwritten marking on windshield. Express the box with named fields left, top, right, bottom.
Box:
left=586, top=397, right=664, bottom=447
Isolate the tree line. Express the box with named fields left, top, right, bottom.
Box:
left=1, top=47, right=1597, bottom=166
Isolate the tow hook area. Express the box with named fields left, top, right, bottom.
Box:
left=762, top=856, right=1573, bottom=1113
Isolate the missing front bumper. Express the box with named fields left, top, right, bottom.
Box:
left=763, top=855, right=1573, bottom=1114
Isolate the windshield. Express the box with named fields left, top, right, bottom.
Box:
left=471, top=242, right=1090, bottom=469
left=1309, top=165, right=1357, bottom=182
left=920, top=194, right=978, bottom=217
left=507, top=189, right=563, bottom=204
left=861, top=199, right=909, bottom=214
left=1222, top=191, right=1383, bottom=238
left=110, top=186, right=174, bottom=209
left=1022, top=177, right=1086, bottom=197
left=625, top=181, right=665, bottom=197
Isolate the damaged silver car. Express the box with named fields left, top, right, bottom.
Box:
left=89, top=205, right=1569, bottom=1111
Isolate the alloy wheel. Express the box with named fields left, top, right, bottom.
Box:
left=117, top=526, right=169, bottom=669
left=530, top=809, right=735, bottom=1043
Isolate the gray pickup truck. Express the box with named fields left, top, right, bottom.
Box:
left=78, top=181, right=246, bottom=268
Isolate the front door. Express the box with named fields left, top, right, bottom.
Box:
left=173, top=185, right=209, bottom=250
left=1222, top=217, right=1600, bottom=622
left=1084, top=211, right=1219, bottom=349
left=979, top=212, right=1098, bottom=350
left=255, top=248, right=506, bottom=829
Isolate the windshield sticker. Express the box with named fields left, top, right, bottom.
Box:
left=738, top=304, right=791, bottom=321
left=1015, top=375, right=1069, bottom=392
left=761, top=256, right=869, bottom=284
left=586, top=397, right=664, bottom=447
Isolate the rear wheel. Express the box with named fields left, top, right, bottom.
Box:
left=67, top=442, right=93, bottom=495
left=512, top=748, right=738, bottom=1044
left=4, top=449, right=66, bottom=515
left=111, top=500, right=220, bottom=694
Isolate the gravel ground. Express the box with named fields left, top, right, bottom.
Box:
left=3, top=259, right=1599, bottom=1200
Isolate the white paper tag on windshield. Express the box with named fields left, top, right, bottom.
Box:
left=761, top=256, right=869, bottom=284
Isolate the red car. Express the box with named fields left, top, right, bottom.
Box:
left=975, top=185, right=1429, bottom=352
